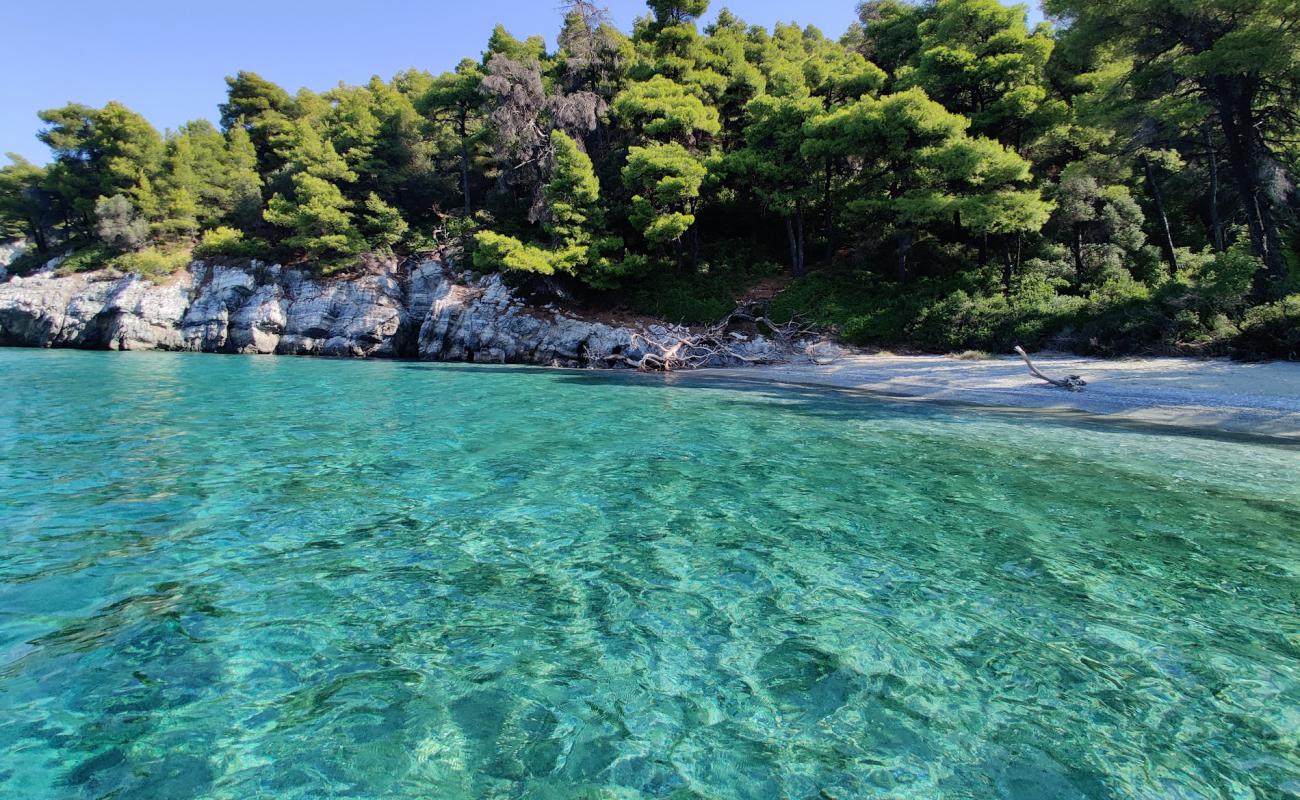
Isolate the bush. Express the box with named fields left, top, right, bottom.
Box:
left=1176, top=241, right=1258, bottom=318
left=110, top=247, right=191, bottom=278
left=626, top=243, right=781, bottom=324
left=910, top=278, right=1084, bottom=353
left=769, top=271, right=930, bottom=345
left=194, top=227, right=266, bottom=259
left=770, top=269, right=1082, bottom=353
left=629, top=271, right=739, bottom=323
left=1070, top=276, right=1170, bottom=354
left=94, top=194, right=148, bottom=252
left=912, top=290, right=1007, bottom=351
left=1234, top=295, right=1300, bottom=360
left=56, top=244, right=114, bottom=275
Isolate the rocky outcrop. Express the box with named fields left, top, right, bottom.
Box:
left=177, top=263, right=410, bottom=357
left=417, top=266, right=637, bottom=364
left=0, top=257, right=786, bottom=367
left=0, top=268, right=191, bottom=351
left=0, top=239, right=27, bottom=281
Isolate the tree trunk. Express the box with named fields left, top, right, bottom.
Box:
left=690, top=224, right=700, bottom=273
left=823, top=159, right=836, bottom=261
left=785, top=216, right=798, bottom=275
left=1205, top=124, right=1224, bottom=252
left=1212, top=76, right=1289, bottom=297
left=460, top=145, right=475, bottom=217
left=895, top=230, right=913, bottom=283
left=29, top=220, right=48, bottom=253
left=459, top=136, right=472, bottom=217
left=1071, top=222, right=1086, bottom=281
left=1142, top=156, right=1180, bottom=278
left=1001, top=243, right=1014, bottom=296
left=795, top=206, right=805, bottom=277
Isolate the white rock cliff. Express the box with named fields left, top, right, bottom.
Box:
left=0, top=258, right=780, bottom=367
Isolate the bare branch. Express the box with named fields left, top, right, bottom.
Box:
left=1014, top=346, right=1086, bottom=391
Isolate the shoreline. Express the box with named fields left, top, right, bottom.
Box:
left=5, top=342, right=1300, bottom=441
left=701, top=353, right=1300, bottom=443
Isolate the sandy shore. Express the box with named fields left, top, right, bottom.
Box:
left=706, top=353, right=1300, bottom=441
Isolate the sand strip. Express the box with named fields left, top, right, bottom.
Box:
left=705, top=354, right=1300, bottom=442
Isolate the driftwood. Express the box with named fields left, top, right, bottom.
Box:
left=1014, top=346, right=1086, bottom=391
left=610, top=304, right=812, bottom=371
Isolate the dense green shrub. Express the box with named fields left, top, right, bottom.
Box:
left=768, top=259, right=1297, bottom=357
left=1234, top=296, right=1300, bottom=360
left=627, top=245, right=781, bottom=324
left=911, top=277, right=1085, bottom=352
left=110, top=247, right=191, bottom=278
left=629, top=272, right=738, bottom=324
left=194, top=226, right=266, bottom=259
left=769, top=271, right=929, bottom=345
left=56, top=244, right=115, bottom=275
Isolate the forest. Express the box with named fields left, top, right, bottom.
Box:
left=1, top=0, right=1297, bottom=357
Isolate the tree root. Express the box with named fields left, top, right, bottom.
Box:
left=612, top=303, right=813, bottom=371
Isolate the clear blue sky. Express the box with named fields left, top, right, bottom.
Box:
left=1, top=0, right=1044, bottom=165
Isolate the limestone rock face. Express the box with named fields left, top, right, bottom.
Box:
left=179, top=265, right=261, bottom=352
left=177, top=263, right=408, bottom=357
left=0, top=257, right=777, bottom=368
left=412, top=272, right=698, bottom=366
left=0, top=269, right=192, bottom=350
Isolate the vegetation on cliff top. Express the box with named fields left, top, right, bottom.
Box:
left=1, top=0, right=1297, bottom=357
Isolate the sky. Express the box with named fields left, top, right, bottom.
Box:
left=1, top=0, right=1045, bottom=165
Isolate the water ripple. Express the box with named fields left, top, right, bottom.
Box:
left=0, top=350, right=1297, bottom=798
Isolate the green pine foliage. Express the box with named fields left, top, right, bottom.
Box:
left=1, top=0, right=1297, bottom=356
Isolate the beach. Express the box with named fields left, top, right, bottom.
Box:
left=709, top=353, right=1300, bottom=441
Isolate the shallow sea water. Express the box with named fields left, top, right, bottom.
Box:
left=0, top=348, right=1297, bottom=799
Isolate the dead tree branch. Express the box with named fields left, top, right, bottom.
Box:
left=610, top=303, right=811, bottom=372
left=1014, top=346, right=1086, bottom=391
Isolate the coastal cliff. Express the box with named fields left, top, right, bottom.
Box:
left=0, top=258, right=784, bottom=367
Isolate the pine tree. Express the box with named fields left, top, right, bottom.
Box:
left=622, top=142, right=707, bottom=250
left=728, top=94, right=823, bottom=274
left=37, top=102, right=164, bottom=233
left=805, top=88, right=1052, bottom=282
left=473, top=131, right=617, bottom=281
left=262, top=121, right=364, bottom=263
left=902, top=0, right=1057, bottom=148
left=1045, top=0, right=1299, bottom=296
left=264, top=174, right=364, bottom=263
left=420, top=59, right=487, bottom=215
left=0, top=155, right=56, bottom=250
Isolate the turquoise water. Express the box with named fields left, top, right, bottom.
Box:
left=0, top=349, right=1297, bottom=799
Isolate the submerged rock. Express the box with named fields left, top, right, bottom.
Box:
left=0, top=257, right=768, bottom=368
